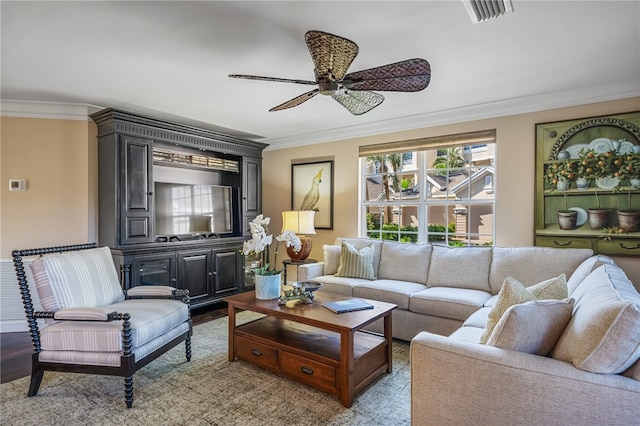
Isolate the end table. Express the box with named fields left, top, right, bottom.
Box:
left=282, top=258, right=317, bottom=284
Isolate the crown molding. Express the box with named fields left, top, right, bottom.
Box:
left=0, top=100, right=103, bottom=121
left=263, top=81, right=640, bottom=150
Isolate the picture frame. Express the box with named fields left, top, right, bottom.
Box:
left=291, top=160, right=334, bottom=229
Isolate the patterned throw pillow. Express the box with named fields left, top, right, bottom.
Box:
left=335, top=241, right=376, bottom=280
left=486, top=298, right=574, bottom=356
left=480, top=275, right=568, bottom=344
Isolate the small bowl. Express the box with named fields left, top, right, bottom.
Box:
left=293, top=281, right=322, bottom=292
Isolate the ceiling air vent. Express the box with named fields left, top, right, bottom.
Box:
left=463, top=0, right=513, bottom=24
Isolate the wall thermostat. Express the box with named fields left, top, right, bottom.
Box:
left=9, top=179, right=26, bottom=191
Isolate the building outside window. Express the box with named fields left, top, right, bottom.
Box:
left=359, top=130, right=496, bottom=246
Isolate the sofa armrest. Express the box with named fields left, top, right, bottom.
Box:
left=410, top=331, right=640, bottom=426
left=298, top=262, right=325, bottom=281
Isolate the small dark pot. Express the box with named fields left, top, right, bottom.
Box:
left=617, top=210, right=640, bottom=232
left=557, top=210, right=578, bottom=230
left=587, top=208, right=611, bottom=230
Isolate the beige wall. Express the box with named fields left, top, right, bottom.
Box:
left=1, top=116, right=98, bottom=257
left=0, top=100, right=638, bottom=288
left=262, top=97, right=640, bottom=287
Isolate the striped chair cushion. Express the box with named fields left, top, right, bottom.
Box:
left=39, top=322, right=191, bottom=367
left=40, top=299, right=189, bottom=352
left=31, top=246, right=124, bottom=309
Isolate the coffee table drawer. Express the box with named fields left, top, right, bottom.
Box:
left=281, top=351, right=337, bottom=391
left=235, top=336, right=279, bottom=370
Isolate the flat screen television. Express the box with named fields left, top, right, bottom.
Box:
left=154, top=182, right=233, bottom=237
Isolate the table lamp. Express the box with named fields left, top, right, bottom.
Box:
left=281, top=210, right=316, bottom=261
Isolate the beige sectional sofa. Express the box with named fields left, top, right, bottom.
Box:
left=299, top=238, right=640, bottom=425
left=298, top=238, right=594, bottom=341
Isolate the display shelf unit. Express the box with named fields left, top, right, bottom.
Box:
left=535, top=111, right=640, bottom=257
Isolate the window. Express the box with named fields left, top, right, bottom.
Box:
left=359, top=130, right=496, bottom=246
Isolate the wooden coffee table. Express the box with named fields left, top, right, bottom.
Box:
left=225, top=291, right=396, bottom=407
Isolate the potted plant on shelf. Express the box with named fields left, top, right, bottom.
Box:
left=241, top=215, right=301, bottom=300
left=544, top=160, right=578, bottom=230
left=615, top=150, right=640, bottom=232
left=577, top=149, right=615, bottom=229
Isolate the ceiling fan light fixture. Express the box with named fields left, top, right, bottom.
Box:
left=463, top=0, right=513, bottom=24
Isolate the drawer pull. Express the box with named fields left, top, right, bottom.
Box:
left=553, top=240, right=572, bottom=247
left=300, top=366, right=314, bottom=375
left=251, top=349, right=262, bottom=356
left=619, top=243, right=640, bottom=250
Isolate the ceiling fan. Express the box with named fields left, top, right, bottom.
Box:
left=229, top=30, right=431, bottom=115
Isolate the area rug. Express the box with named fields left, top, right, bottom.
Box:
left=0, top=312, right=410, bottom=425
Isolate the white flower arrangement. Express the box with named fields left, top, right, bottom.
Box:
left=241, top=214, right=302, bottom=276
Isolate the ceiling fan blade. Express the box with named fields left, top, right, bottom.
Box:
left=229, top=74, right=316, bottom=85
left=305, top=30, right=359, bottom=81
left=342, top=58, right=431, bottom=92
left=269, top=89, right=320, bottom=112
left=331, top=90, right=384, bottom=115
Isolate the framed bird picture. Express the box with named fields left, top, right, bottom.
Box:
left=291, top=160, right=334, bottom=229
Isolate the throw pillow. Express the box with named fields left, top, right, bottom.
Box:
left=566, top=254, right=615, bottom=296
left=335, top=241, right=376, bottom=280
left=322, top=244, right=341, bottom=275
left=527, top=274, right=568, bottom=300
left=480, top=277, right=537, bottom=343
left=480, top=275, right=569, bottom=344
left=486, top=298, right=575, bottom=356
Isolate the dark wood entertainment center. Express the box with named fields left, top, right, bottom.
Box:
left=91, top=109, right=267, bottom=308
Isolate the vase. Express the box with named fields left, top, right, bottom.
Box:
left=556, top=178, right=570, bottom=192
left=617, top=210, right=640, bottom=232
left=557, top=210, right=578, bottom=230
left=587, top=208, right=611, bottom=230
left=254, top=273, right=282, bottom=300
left=286, top=236, right=313, bottom=261
left=576, top=177, right=589, bottom=190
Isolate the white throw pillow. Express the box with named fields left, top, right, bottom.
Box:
left=322, top=244, right=341, bottom=275
left=486, top=298, right=574, bottom=356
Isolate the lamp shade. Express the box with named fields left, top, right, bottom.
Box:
left=281, top=210, right=316, bottom=235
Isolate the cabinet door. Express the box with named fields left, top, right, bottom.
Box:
left=242, top=157, right=262, bottom=236
left=120, top=136, right=154, bottom=245
left=178, top=249, right=212, bottom=306
left=212, top=249, right=240, bottom=297
left=132, top=252, right=177, bottom=288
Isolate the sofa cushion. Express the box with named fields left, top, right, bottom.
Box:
left=41, top=299, right=189, bottom=351
left=335, top=241, right=376, bottom=280
left=553, top=264, right=640, bottom=374
left=462, top=307, right=491, bottom=329
left=426, top=246, right=492, bottom=292
left=448, top=325, right=484, bottom=343
left=378, top=241, right=432, bottom=284
left=353, top=280, right=426, bottom=310
left=337, top=238, right=383, bottom=275
left=488, top=246, right=593, bottom=294
left=313, top=275, right=367, bottom=297
left=32, top=246, right=125, bottom=310
left=486, top=298, right=574, bottom=356
left=322, top=244, right=341, bottom=275
left=410, top=287, right=492, bottom=322
left=566, top=254, right=615, bottom=295
left=623, top=358, right=640, bottom=381
left=480, top=275, right=568, bottom=344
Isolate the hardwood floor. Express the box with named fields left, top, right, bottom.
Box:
left=0, top=303, right=228, bottom=384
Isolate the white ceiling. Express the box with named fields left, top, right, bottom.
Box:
left=2, top=1, right=639, bottom=150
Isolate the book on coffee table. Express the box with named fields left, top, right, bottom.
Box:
left=322, top=298, right=374, bottom=314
